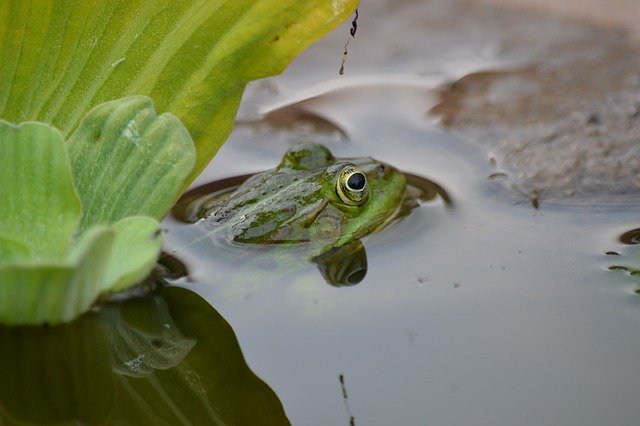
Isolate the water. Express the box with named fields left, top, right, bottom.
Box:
left=161, top=19, right=640, bottom=424
left=165, top=120, right=640, bottom=425
left=4, top=1, right=640, bottom=424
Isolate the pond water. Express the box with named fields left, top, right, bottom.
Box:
left=160, top=2, right=640, bottom=424
left=3, top=1, right=640, bottom=425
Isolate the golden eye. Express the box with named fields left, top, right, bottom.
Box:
left=336, top=165, right=368, bottom=206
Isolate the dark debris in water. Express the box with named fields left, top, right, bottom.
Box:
left=237, top=105, right=348, bottom=141
left=618, top=228, right=640, bottom=245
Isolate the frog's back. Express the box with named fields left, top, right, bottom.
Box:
left=207, top=168, right=329, bottom=244
left=206, top=144, right=336, bottom=244
left=204, top=143, right=407, bottom=248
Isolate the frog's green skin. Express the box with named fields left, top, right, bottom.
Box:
left=204, top=143, right=407, bottom=253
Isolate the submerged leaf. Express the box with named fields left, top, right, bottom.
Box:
left=68, top=96, right=195, bottom=230
left=0, top=0, right=359, bottom=186
left=0, top=121, right=81, bottom=261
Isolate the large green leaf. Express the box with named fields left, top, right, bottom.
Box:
left=68, top=96, right=195, bottom=230
left=0, top=121, right=81, bottom=261
left=0, top=0, right=359, bottom=186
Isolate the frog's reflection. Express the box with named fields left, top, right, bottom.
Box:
left=0, top=285, right=290, bottom=425
left=312, top=240, right=368, bottom=286
left=173, top=166, right=451, bottom=287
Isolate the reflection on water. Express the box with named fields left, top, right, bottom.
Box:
left=0, top=316, right=114, bottom=425
left=236, top=106, right=349, bottom=145
left=0, top=286, right=290, bottom=425
left=312, top=240, right=368, bottom=286
left=102, top=296, right=196, bottom=378
left=155, top=252, right=190, bottom=281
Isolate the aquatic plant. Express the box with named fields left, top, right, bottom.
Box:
left=0, top=97, right=193, bottom=324
left=0, top=0, right=358, bottom=324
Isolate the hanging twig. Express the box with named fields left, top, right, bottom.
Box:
left=339, top=8, right=359, bottom=75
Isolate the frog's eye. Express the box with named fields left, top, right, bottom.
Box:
left=336, top=165, right=368, bottom=206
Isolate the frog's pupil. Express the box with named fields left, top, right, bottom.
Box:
left=347, top=173, right=366, bottom=190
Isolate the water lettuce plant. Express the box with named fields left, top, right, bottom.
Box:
left=0, top=1, right=358, bottom=324
left=0, top=97, right=194, bottom=324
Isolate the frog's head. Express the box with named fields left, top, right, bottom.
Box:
left=311, top=146, right=406, bottom=248
left=207, top=143, right=407, bottom=252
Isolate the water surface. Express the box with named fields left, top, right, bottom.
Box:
left=162, top=3, right=640, bottom=423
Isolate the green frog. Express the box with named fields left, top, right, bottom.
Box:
left=174, top=143, right=448, bottom=286
left=206, top=143, right=407, bottom=243
left=194, top=143, right=413, bottom=286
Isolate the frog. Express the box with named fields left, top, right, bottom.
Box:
left=194, top=143, right=414, bottom=286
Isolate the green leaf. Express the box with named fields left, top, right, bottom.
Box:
left=0, top=120, right=81, bottom=261
left=0, top=235, right=31, bottom=264
left=0, top=0, right=359, bottom=187
left=103, top=216, right=163, bottom=293
left=0, top=97, right=185, bottom=324
left=68, top=96, right=195, bottom=230
left=0, top=227, right=114, bottom=325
